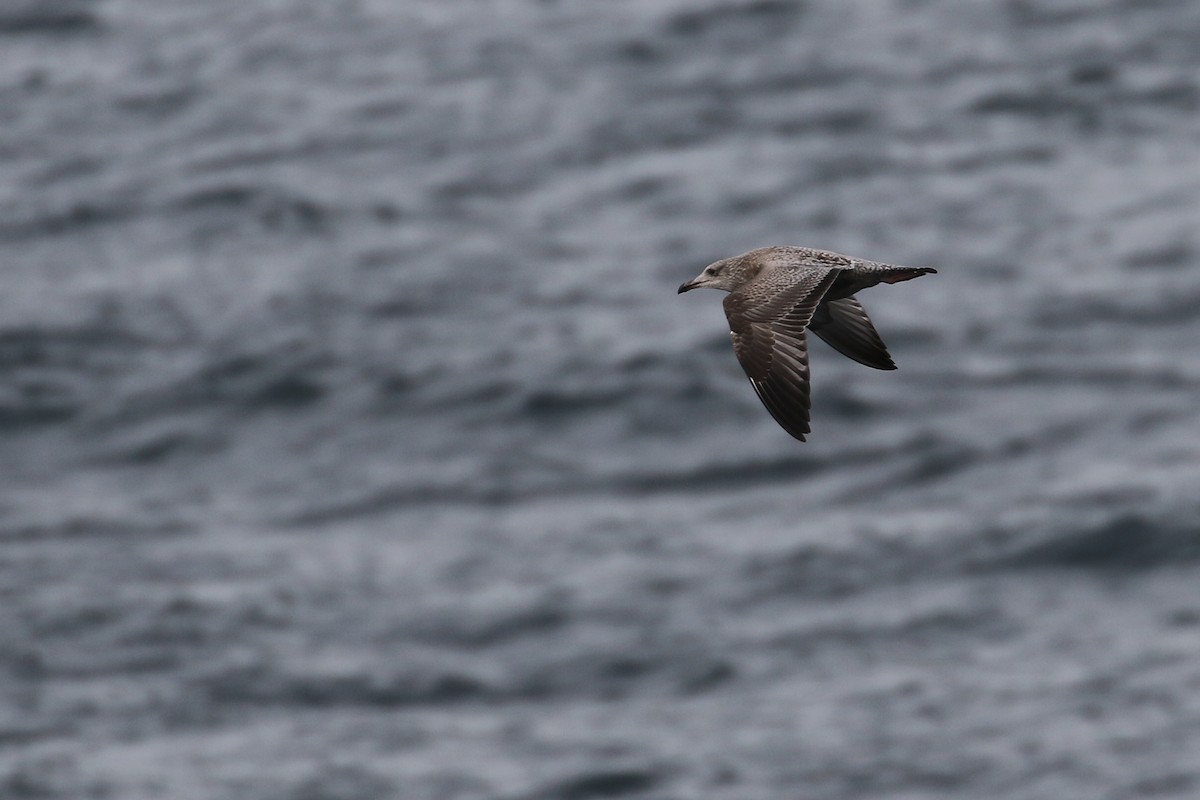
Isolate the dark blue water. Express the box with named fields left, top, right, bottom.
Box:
left=3, top=1, right=1200, bottom=797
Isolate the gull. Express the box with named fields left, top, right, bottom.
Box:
left=678, top=246, right=936, bottom=441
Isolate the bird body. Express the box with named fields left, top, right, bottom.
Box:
left=678, top=246, right=936, bottom=441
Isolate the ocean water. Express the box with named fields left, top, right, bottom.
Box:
left=2, top=0, right=1200, bottom=797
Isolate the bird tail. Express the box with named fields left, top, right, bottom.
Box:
left=878, top=266, right=937, bottom=284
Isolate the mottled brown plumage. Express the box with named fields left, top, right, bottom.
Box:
left=678, top=246, right=936, bottom=441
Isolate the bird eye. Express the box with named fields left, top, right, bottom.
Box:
left=705, top=267, right=716, bottom=275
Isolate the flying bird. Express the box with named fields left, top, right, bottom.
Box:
left=678, top=246, right=936, bottom=441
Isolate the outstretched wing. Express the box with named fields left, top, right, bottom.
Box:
left=723, top=269, right=842, bottom=441
left=809, top=296, right=896, bottom=371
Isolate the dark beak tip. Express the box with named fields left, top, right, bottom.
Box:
left=677, top=282, right=691, bottom=294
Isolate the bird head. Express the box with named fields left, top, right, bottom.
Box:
left=678, top=257, right=738, bottom=294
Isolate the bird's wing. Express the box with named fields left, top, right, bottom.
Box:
left=723, top=269, right=843, bottom=441
left=809, top=296, right=896, bottom=371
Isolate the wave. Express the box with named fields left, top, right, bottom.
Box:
left=0, top=322, right=150, bottom=431
left=0, top=197, right=138, bottom=241
left=168, top=182, right=333, bottom=234
left=995, top=512, right=1200, bottom=570
left=194, top=659, right=494, bottom=709
left=0, top=1, right=98, bottom=35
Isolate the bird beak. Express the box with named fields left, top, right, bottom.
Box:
left=677, top=279, right=698, bottom=294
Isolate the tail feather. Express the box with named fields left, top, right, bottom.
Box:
left=879, top=266, right=937, bottom=284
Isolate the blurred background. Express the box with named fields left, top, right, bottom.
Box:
left=2, top=0, right=1199, bottom=797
